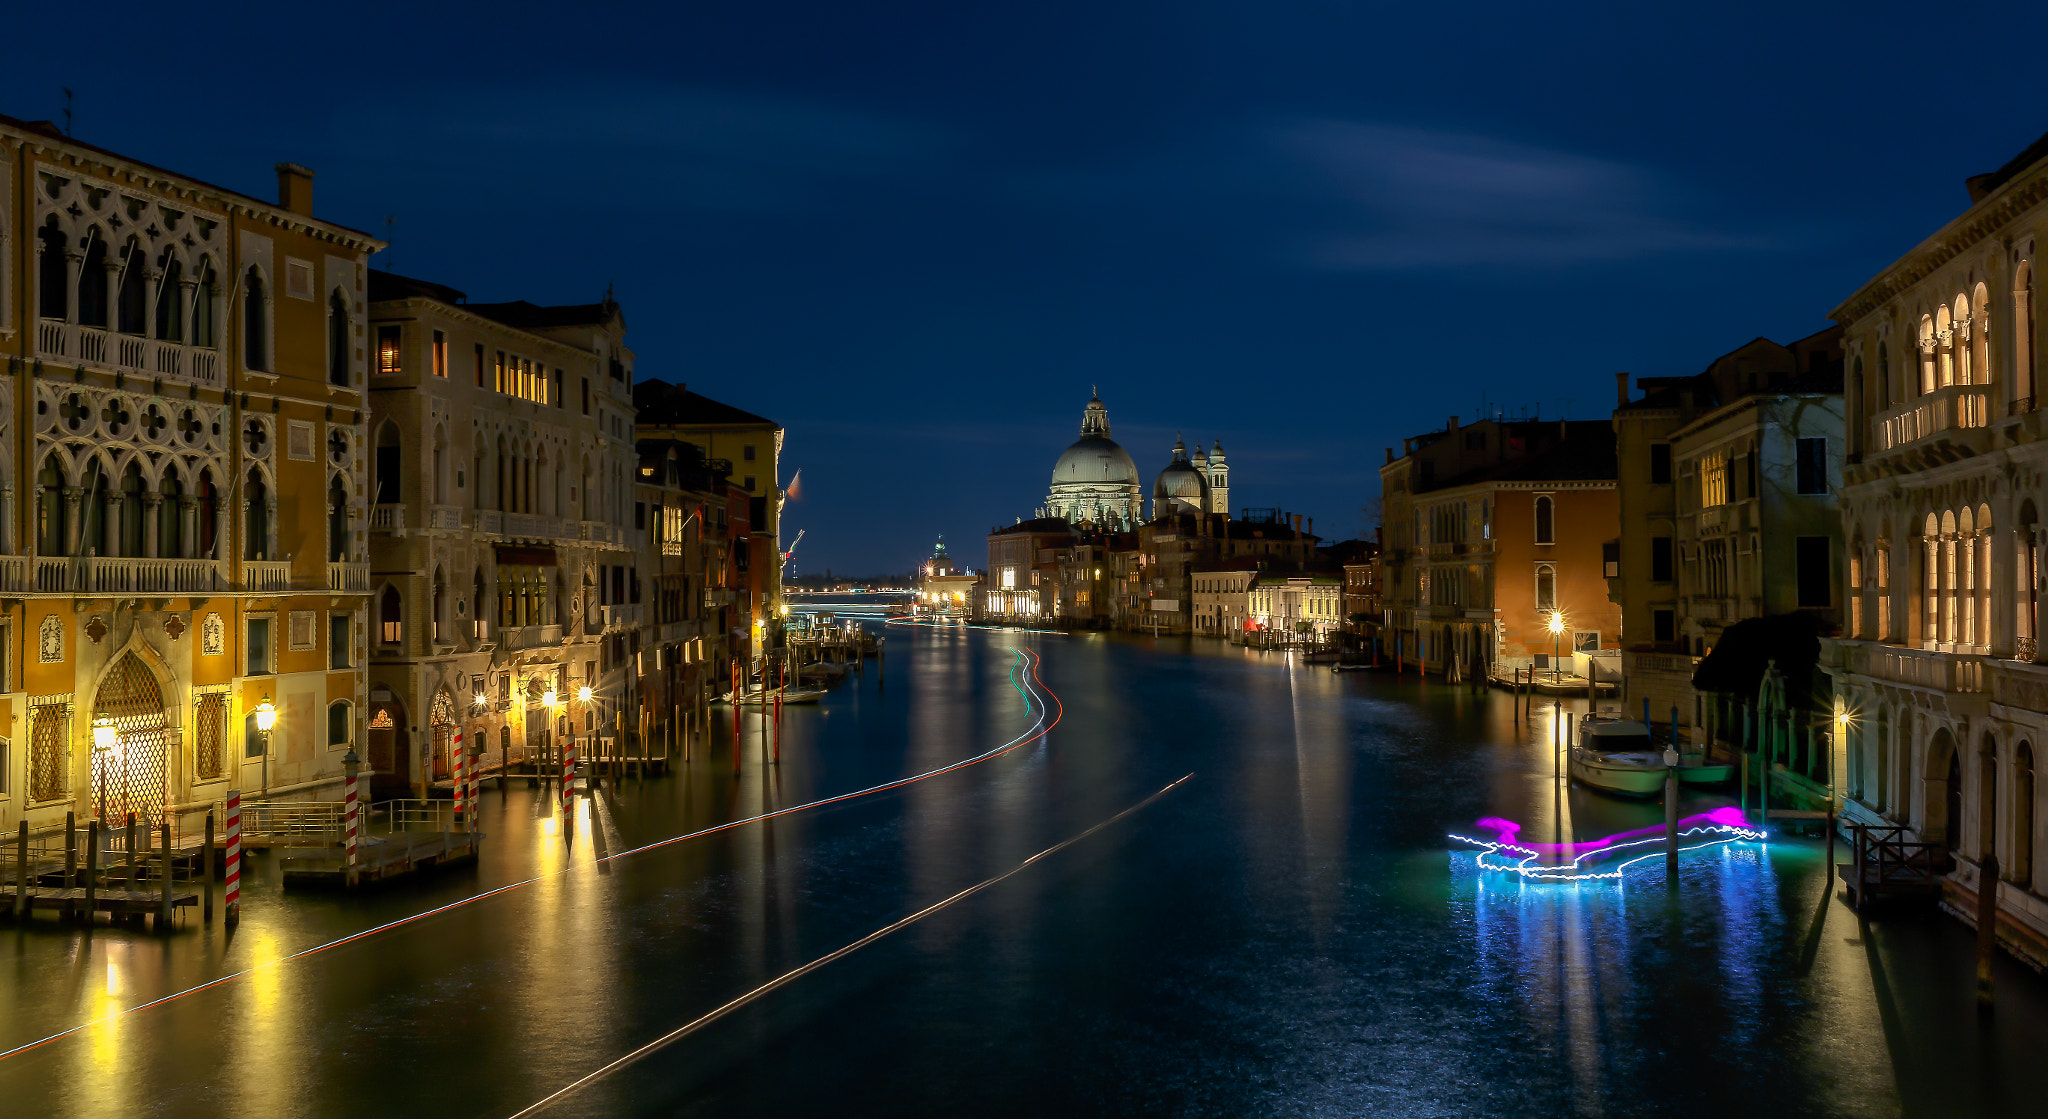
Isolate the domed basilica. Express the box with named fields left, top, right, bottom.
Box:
left=1037, top=391, right=1228, bottom=529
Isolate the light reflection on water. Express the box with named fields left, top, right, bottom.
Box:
left=3, top=628, right=2047, bottom=1117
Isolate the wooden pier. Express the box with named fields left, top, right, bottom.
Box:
left=1, top=884, right=200, bottom=919
left=1839, top=821, right=1945, bottom=908
left=281, top=830, right=482, bottom=887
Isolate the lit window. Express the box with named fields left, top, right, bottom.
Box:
left=431, top=330, right=447, bottom=377
left=376, top=325, right=402, bottom=376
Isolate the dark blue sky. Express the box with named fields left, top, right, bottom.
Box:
left=11, top=3, right=2048, bottom=573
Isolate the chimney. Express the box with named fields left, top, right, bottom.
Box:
left=1615, top=371, right=1630, bottom=408
left=1385, top=448, right=1394, bottom=464
left=275, top=163, right=315, bottom=216
left=1292, top=513, right=1302, bottom=534
left=1306, top=516, right=1313, bottom=537
left=1448, top=415, right=1459, bottom=432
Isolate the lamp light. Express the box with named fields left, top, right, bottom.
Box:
left=1548, top=611, right=1565, bottom=635
left=578, top=685, right=593, bottom=703
left=92, top=716, right=117, bottom=752
left=255, top=697, right=277, bottom=733
left=543, top=689, right=559, bottom=709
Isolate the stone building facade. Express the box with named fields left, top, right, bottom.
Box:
left=0, top=117, right=383, bottom=837
left=1829, top=129, right=2048, bottom=961
left=364, top=271, right=639, bottom=797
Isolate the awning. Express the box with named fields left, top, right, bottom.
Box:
left=494, top=545, right=559, bottom=567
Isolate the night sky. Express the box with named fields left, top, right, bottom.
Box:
left=8, top=2, right=2048, bottom=574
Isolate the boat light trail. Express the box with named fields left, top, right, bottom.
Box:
left=1449, top=808, right=1768, bottom=882
left=506, top=773, right=1195, bottom=1119
left=0, top=645, right=1063, bottom=1064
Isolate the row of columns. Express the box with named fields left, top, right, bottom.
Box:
left=32, top=483, right=268, bottom=560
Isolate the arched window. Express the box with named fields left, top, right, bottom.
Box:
left=1971, top=284, right=1992, bottom=397
left=2019, top=262, right=2037, bottom=410
left=380, top=584, right=402, bottom=645
left=37, top=218, right=67, bottom=320
left=78, top=234, right=109, bottom=328
left=328, top=474, right=350, bottom=562
left=432, top=425, right=449, bottom=505
left=1849, top=543, right=1864, bottom=638
left=116, top=243, right=147, bottom=335
left=243, top=267, right=267, bottom=371
left=1941, top=509, right=1959, bottom=645
left=496, top=435, right=509, bottom=513
left=1876, top=534, right=1892, bottom=641
left=244, top=467, right=269, bottom=561
left=118, top=461, right=145, bottom=557
left=374, top=422, right=401, bottom=505
left=198, top=469, right=219, bottom=559
left=1937, top=304, right=1955, bottom=388
left=36, top=454, right=67, bottom=555
left=328, top=700, right=353, bottom=749
left=159, top=468, right=185, bottom=558
left=80, top=457, right=110, bottom=558
left=328, top=290, right=350, bottom=386
left=1534, top=563, right=1556, bottom=611
left=1533, top=495, right=1554, bottom=544
left=1959, top=506, right=1977, bottom=646
left=1977, top=503, right=1994, bottom=650
left=154, top=256, right=184, bottom=342
left=473, top=567, right=487, bottom=639
left=433, top=569, right=446, bottom=643
left=2021, top=500, right=2040, bottom=660
left=1919, top=315, right=1937, bottom=396
left=2017, top=741, right=2037, bottom=889
left=191, top=259, right=218, bottom=348
left=1876, top=341, right=1891, bottom=409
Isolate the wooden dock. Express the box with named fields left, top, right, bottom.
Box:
left=1839, top=822, right=1946, bottom=908
left=280, top=831, right=482, bottom=887
left=1, top=884, right=200, bottom=918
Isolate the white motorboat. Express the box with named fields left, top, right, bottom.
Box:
left=1569, top=717, right=1668, bottom=797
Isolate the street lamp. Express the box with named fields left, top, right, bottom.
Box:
left=255, top=696, right=278, bottom=794
left=1547, top=611, right=1565, bottom=685
left=91, top=714, right=116, bottom=823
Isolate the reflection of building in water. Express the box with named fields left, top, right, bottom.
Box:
left=916, top=536, right=981, bottom=619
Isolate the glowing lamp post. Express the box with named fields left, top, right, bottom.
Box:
left=92, top=715, right=117, bottom=823
left=255, top=696, right=278, bottom=794
left=1547, top=611, right=1565, bottom=685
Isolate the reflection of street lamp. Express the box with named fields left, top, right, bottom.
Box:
left=1547, top=611, right=1565, bottom=685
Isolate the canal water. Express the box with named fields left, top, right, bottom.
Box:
left=2, top=626, right=2043, bottom=1117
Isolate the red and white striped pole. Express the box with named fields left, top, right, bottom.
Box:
left=466, top=732, right=481, bottom=831
left=452, top=729, right=466, bottom=825
left=343, top=754, right=360, bottom=874
left=224, top=790, right=242, bottom=924
left=561, top=730, right=575, bottom=813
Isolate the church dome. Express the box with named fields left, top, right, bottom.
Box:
left=1153, top=435, right=1211, bottom=515
left=1052, top=435, right=1140, bottom=487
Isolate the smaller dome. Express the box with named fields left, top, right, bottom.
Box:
left=1153, top=434, right=1210, bottom=515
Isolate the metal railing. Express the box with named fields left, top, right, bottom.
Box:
left=371, top=799, right=454, bottom=832
left=239, top=800, right=346, bottom=847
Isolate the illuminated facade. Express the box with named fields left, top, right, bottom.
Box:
left=1040, top=392, right=1143, bottom=530
left=364, top=272, right=639, bottom=797
left=0, top=117, right=383, bottom=838
left=916, top=537, right=981, bottom=619
left=1830, top=129, right=2048, bottom=961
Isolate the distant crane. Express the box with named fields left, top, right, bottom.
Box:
left=782, top=528, right=805, bottom=572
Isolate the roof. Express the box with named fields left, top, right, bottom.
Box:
left=990, top=517, right=1074, bottom=537
left=1422, top=420, right=1617, bottom=491
left=369, top=269, right=468, bottom=305
left=1968, top=128, right=2048, bottom=202
left=633, top=381, right=778, bottom=428
left=467, top=299, right=619, bottom=331
left=0, top=112, right=381, bottom=245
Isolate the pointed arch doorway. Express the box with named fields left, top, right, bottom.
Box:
left=430, top=690, right=456, bottom=781
left=90, top=653, right=173, bottom=829
left=368, top=696, right=412, bottom=799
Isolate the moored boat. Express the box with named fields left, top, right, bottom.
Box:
left=1569, top=718, right=1667, bottom=797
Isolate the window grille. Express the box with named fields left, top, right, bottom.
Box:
left=30, top=703, right=69, bottom=801
left=194, top=692, right=227, bottom=782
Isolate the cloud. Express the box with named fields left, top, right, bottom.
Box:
left=1269, top=120, right=1771, bottom=270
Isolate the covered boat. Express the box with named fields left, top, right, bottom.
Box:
left=1569, top=718, right=1668, bottom=797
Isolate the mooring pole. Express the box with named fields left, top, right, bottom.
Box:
left=224, top=790, right=242, bottom=926
left=1977, top=853, right=2001, bottom=1009
left=124, top=812, right=138, bottom=888
left=83, top=820, right=100, bottom=927
left=12, top=820, right=27, bottom=920
left=64, top=811, right=77, bottom=921
left=157, top=817, right=172, bottom=933
left=1664, top=746, right=1680, bottom=883
left=203, top=809, right=216, bottom=923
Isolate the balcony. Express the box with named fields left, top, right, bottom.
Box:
left=579, top=521, right=627, bottom=548
left=28, top=556, right=224, bottom=594
left=475, top=510, right=503, bottom=536
left=37, top=320, right=222, bottom=385
left=1870, top=645, right=1986, bottom=694
left=599, top=603, right=644, bottom=629
left=498, top=623, right=565, bottom=650
left=427, top=505, right=464, bottom=532
left=370, top=504, right=406, bottom=534
left=1870, top=383, right=1991, bottom=454
left=327, top=562, right=371, bottom=593
left=242, top=561, right=291, bottom=593
left=503, top=513, right=569, bottom=541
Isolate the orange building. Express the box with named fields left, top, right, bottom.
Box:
left=1380, top=417, right=1620, bottom=680
left=0, top=116, right=383, bottom=840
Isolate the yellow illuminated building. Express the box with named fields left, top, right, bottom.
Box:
left=0, top=115, right=383, bottom=837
